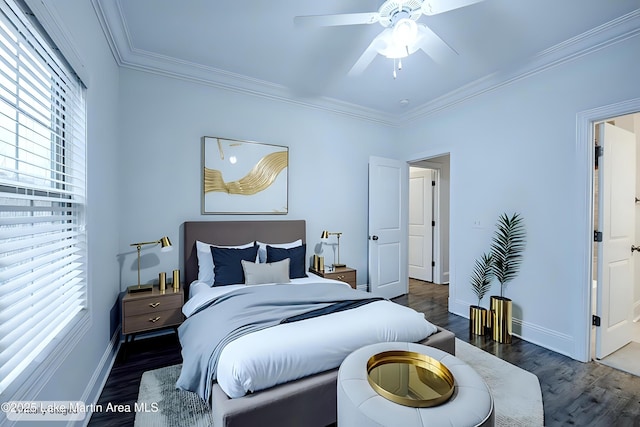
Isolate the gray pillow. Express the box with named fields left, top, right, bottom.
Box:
left=241, top=259, right=291, bottom=285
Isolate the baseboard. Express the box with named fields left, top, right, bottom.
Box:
left=450, top=297, right=575, bottom=360
left=77, top=327, right=121, bottom=427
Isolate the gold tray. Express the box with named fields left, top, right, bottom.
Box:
left=366, top=350, right=455, bottom=408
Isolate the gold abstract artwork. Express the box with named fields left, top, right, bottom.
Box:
left=204, top=150, right=288, bottom=195
left=202, top=136, right=288, bottom=214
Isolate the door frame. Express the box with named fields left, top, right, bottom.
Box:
left=406, top=150, right=451, bottom=289
left=408, top=166, right=435, bottom=282
left=577, top=97, right=640, bottom=362
left=409, top=163, right=443, bottom=283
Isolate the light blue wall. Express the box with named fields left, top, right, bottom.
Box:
left=15, top=1, right=640, bottom=419
left=11, top=0, right=121, bottom=425
left=116, top=69, right=399, bottom=290
left=398, top=33, right=640, bottom=359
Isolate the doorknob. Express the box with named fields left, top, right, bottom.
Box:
left=632, top=245, right=640, bottom=253
left=370, top=235, right=379, bottom=241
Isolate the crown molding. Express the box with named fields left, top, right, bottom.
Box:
left=400, top=9, right=640, bottom=125
left=93, top=0, right=640, bottom=127
left=91, top=0, right=399, bottom=127
left=91, top=0, right=126, bottom=65
left=122, top=45, right=400, bottom=127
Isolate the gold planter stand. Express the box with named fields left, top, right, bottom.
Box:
left=490, top=296, right=512, bottom=343
left=469, top=306, right=488, bottom=336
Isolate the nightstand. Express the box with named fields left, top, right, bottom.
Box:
left=309, top=266, right=357, bottom=289
left=122, top=286, right=184, bottom=358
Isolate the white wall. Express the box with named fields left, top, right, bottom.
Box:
left=13, top=0, right=121, bottom=425
left=116, top=69, right=398, bottom=290
left=399, top=33, right=640, bottom=360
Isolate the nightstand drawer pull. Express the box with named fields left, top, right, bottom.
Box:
left=337, top=275, right=345, bottom=280
left=149, top=316, right=161, bottom=323
left=149, top=302, right=161, bottom=308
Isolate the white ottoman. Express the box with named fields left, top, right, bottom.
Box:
left=338, top=342, right=494, bottom=427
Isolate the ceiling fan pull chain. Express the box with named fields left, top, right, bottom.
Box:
left=398, top=58, right=403, bottom=70
left=393, top=58, right=397, bottom=79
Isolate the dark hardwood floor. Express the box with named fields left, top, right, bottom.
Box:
left=89, top=280, right=640, bottom=427
left=88, top=332, right=182, bottom=427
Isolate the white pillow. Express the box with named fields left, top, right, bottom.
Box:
left=196, top=240, right=255, bottom=286
left=256, top=239, right=302, bottom=263
left=241, top=259, right=290, bottom=285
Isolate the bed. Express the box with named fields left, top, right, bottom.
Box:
left=179, top=220, right=455, bottom=427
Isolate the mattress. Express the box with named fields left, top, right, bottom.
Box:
left=180, top=279, right=437, bottom=399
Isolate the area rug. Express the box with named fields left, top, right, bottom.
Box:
left=455, top=338, right=544, bottom=427
left=134, top=364, right=212, bottom=427
left=135, top=341, right=544, bottom=427
left=596, top=341, right=640, bottom=377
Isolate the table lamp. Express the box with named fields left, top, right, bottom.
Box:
left=321, top=230, right=345, bottom=268
left=128, top=236, right=173, bottom=293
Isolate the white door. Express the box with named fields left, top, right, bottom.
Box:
left=409, top=168, right=433, bottom=281
left=596, top=122, right=636, bottom=359
left=368, top=156, right=408, bottom=299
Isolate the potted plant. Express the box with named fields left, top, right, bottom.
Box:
left=489, top=212, right=526, bottom=343
left=470, top=252, right=493, bottom=336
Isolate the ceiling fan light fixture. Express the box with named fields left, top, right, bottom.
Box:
left=381, top=43, right=410, bottom=59
left=392, top=18, right=418, bottom=46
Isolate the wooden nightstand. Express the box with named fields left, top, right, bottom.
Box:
left=122, top=286, right=184, bottom=357
left=309, top=266, right=357, bottom=289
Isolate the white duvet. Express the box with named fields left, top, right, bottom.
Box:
left=183, top=277, right=438, bottom=399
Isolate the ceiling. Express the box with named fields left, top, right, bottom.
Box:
left=94, top=0, right=640, bottom=123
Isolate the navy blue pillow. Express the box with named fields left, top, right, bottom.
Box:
left=211, top=245, right=259, bottom=286
left=266, top=244, right=308, bottom=279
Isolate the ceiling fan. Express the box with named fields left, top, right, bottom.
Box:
left=294, top=0, right=484, bottom=77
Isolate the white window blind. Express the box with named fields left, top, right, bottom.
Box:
left=0, top=0, right=86, bottom=395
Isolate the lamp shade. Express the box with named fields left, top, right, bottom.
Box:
left=321, top=230, right=329, bottom=240
left=392, top=18, right=418, bottom=46
left=159, top=236, right=173, bottom=252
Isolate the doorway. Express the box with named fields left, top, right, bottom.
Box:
left=408, top=155, right=450, bottom=286
left=409, top=166, right=436, bottom=282
left=591, top=112, right=640, bottom=373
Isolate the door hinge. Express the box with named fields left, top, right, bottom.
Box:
left=432, top=220, right=436, bottom=227
left=432, top=180, right=436, bottom=186
left=432, top=261, right=436, bottom=267
left=594, top=231, right=603, bottom=242
left=592, top=315, right=601, bottom=327
left=595, top=145, right=603, bottom=169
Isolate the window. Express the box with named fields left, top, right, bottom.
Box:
left=0, top=0, right=86, bottom=395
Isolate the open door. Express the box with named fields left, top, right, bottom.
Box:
left=595, top=122, right=636, bottom=359
left=368, top=156, right=408, bottom=298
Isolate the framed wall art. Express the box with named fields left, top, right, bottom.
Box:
left=202, top=136, right=289, bottom=214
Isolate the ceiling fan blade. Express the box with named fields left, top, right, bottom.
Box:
left=347, top=29, right=390, bottom=76
left=414, top=25, right=458, bottom=64
left=294, top=12, right=380, bottom=27
left=421, top=0, right=484, bottom=16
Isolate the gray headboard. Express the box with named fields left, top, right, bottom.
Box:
left=183, top=220, right=306, bottom=296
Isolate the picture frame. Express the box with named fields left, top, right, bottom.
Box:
left=202, top=136, right=289, bottom=214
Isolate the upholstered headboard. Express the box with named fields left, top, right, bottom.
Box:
left=183, top=220, right=306, bottom=296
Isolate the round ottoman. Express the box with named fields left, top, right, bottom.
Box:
left=338, top=342, right=494, bottom=427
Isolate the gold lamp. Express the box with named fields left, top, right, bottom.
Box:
left=321, top=230, right=345, bottom=268
left=128, top=236, right=173, bottom=293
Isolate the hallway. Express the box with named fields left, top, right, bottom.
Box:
left=596, top=320, right=640, bottom=376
